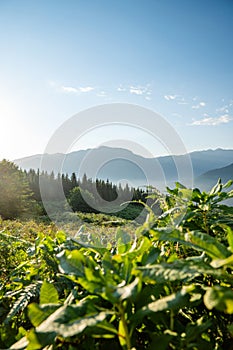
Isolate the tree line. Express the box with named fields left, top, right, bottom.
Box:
left=0, top=160, right=147, bottom=219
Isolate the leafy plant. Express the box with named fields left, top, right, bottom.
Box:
left=0, top=180, right=233, bottom=349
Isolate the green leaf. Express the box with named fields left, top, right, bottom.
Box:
left=185, top=231, right=231, bottom=260
left=210, top=254, right=233, bottom=268
left=209, top=178, right=222, bottom=196
left=27, top=329, right=56, bottom=350
left=175, top=182, right=187, bottom=189
left=40, top=281, right=59, bottom=304
left=28, top=303, right=60, bottom=327
left=78, top=276, right=103, bottom=295
left=137, top=260, right=208, bottom=284
left=125, top=236, right=152, bottom=262
left=118, top=319, right=127, bottom=347
left=151, top=227, right=231, bottom=260
left=10, top=336, right=28, bottom=349
left=4, top=283, right=40, bottom=324
left=96, top=321, right=118, bottom=335
left=191, top=188, right=202, bottom=201
left=57, top=249, right=85, bottom=276
left=133, top=286, right=193, bottom=325
left=226, top=226, right=233, bottom=253
left=11, top=299, right=108, bottom=349
left=204, top=286, right=233, bottom=314
left=56, top=230, right=67, bottom=244
left=137, top=259, right=233, bottom=285
left=222, top=179, right=233, bottom=189
left=30, top=304, right=111, bottom=338
left=150, top=227, right=184, bottom=242
left=113, top=277, right=140, bottom=302
left=116, top=229, right=132, bottom=254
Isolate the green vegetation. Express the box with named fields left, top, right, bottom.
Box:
left=0, top=159, right=147, bottom=223
left=0, top=179, right=233, bottom=349
left=25, top=168, right=146, bottom=216
left=0, top=160, right=35, bottom=219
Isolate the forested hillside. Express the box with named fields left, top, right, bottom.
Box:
left=0, top=160, right=147, bottom=221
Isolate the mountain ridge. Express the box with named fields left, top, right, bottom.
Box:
left=14, top=146, right=233, bottom=191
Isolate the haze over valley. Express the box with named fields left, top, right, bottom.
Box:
left=14, top=146, right=233, bottom=192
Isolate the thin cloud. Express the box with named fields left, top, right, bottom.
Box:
left=216, top=105, right=230, bottom=114
left=117, top=86, right=126, bottom=92
left=61, top=86, right=79, bottom=93
left=192, top=101, right=206, bottom=109
left=79, top=86, right=94, bottom=93
left=96, top=91, right=107, bottom=97
left=190, top=114, right=232, bottom=126
left=164, top=94, right=177, bottom=101
left=130, top=86, right=144, bottom=95
left=164, top=94, right=188, bottom=105
left=49, top=81, right=95, bottom=94
left=118, top=84, right=152, bottom=100
left=129, top=85, right=151, bottom=97
left=61, top=85, right=94, bottom=93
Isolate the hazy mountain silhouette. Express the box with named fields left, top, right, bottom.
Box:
left=196, top=162, right=233, bottom=190
left=14, top=147, right=233, bottom=190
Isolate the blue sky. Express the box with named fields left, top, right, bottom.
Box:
left=0, top=0, right=233, bottom=160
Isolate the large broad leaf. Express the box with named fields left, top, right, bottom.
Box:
left=150, top=227, right=188, bottom=245
left=136, top=260, right=208, bottom=284
left=27, top=329, right=56, bottom=350
left=204, top=286, right=233, bottom=314
left=57, top=249, right=85, bottom=276
left=185, top=231, right=231, bottom=260
left=12, top=302, right=112, bottom=349
left=77, top=267, right=105, bottom=295
left=136, top=259, right=233, bottom=285
left=28, top=303, right=60, bottom=327
left=132, top=286, right=193, bottom=326
left=151, top=227, right=231, bottom=260
left=34, top=308, right=111, bottom=337
left=98, top=277, right=141, bottom=304
left=40, top=281, right=59, bottom=304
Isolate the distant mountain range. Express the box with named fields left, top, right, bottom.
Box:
left=197, top=162, right=233, bottom=189
left=14, top=147, right=233, bottom=191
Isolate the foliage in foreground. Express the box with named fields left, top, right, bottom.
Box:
left=0, top=180, right=233, bottom=349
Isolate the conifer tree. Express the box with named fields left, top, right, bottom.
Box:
left=0, top=160, right=33, bottom=219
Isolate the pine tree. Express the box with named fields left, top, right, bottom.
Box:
left=71, top=172, right=78, bottom=189
left=0, top=160, right=34, bottom=219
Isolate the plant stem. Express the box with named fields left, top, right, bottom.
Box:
left=170, top=309, right=174, bottom=330
left=203, top=211, right=209, bottom=235
left=118, top=302, right=131, bottom=350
